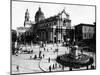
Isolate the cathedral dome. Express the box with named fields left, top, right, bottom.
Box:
left=35, top=7, right=45, bottom=23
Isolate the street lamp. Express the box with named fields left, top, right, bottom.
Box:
left=66, top=38, right=70, bottom=46
left=36, top=35, right=39, bottom=42
left=73, top=28, right=76, bottom=45
left=67, top=38, right=70, bottom=44
left=65, top=38, right=70, bottom=54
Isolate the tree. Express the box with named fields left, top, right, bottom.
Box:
left=12, top=30, right=17, bottom=42
left=12, top=30, right=17, bottom=55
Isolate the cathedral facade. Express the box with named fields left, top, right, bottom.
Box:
left=24, top=7, right=73, bottom=43
left=34, top=7, right=72, bottom=43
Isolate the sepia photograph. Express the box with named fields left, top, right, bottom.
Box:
left=11, top=0, right=96, bottom=74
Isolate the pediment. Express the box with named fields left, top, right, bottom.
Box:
left=60, top=10, right=69, bottom=19
left=62, top=12, right=67, bottom=19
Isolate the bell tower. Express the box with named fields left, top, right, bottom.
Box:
left=24, top=9, right=30, bottom=26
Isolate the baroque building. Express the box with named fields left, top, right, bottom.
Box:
left=33, top=7, right=72, bottom=43
left=17, top=9, right=35, bottom=44
left=17, top=7, right=96, bottom=45
left=35, top=7, right=45, bottom=23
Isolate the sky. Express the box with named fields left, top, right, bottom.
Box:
left=12, top=0, right=95, bottom=30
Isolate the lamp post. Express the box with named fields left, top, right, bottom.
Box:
left=55, top=42, right=59, bottom=57
left=73, top=28, right=76, bottom=45
left=66, top=38, right=70, bottom=54
left=67, top=38, right=70, bottom=43
left=36, top=35, right=39, bottom=43
left=74, top=45, right=79, bottom=57
left=66, top=38, right=70, bottom=47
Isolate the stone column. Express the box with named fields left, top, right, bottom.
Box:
left=61, top=29, right=64, bottom=43
left=58, top=32, right=61, bottom=43
left=48, top=31, right=50, bottom=41
left=44, top=31, right=46, bottom=41
left=41, top=31, right=43, bottom=41
left=52, top=28, right=55, bottom=43
left=50, top=32, right=53, bottom=42
left=46, top=31, right=48, bottom=42
left=43, top=31, right=46, bottom=41
left=42, top=31, right=44, bottom=41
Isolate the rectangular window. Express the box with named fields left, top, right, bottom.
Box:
left=83, top=33, right=86, bottom=39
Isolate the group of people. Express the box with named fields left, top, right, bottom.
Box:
left=48, top=62, right=65, bottom=72
left=15, top=43, right=63, bottom=72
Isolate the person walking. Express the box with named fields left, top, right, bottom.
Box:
left=81, top=49, right=83, bottom=54
left=43, top=54, right=45, bottom=58
left=49, top=65, right=51, bottom=72
left=39, top=51, right=41, bottom=58
left=59, top=64, right=61, bottom=68
left=55, top=63, right=57, bottom=69
left=48, top=57, right=50, bottom=63
left=53, top=64, right=55, bottom=69
left=62, top=65, right=64, bottom=70
left=69, top=67, right=72, bottom=71
left=86, top=65, right=89, bottom=70
left=16, top=65, right=19, bottom=71
left=90, top=65, right=94, bottom=69
left=44, top=47, right=45, bottom=51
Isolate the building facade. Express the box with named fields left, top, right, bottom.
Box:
left=15, top=7, right=96, bottom=45
left=33, top=7, right=72, bottom=43
left=75, top=23, right=95, bottom=42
